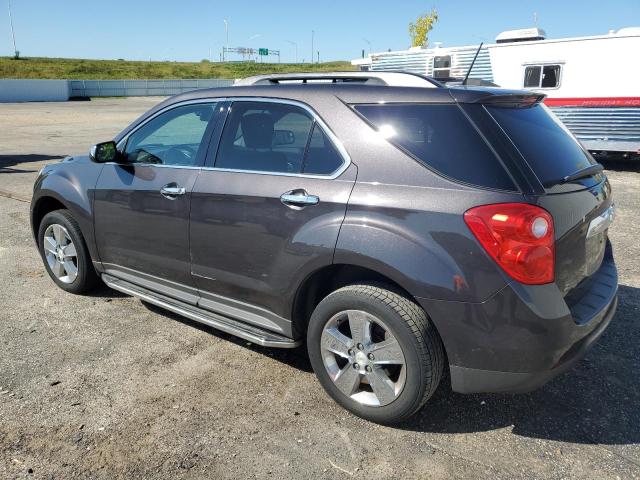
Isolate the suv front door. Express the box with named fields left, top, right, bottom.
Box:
left=94, top=101, right=220, bottom=302
left=189, top=100, right=356, bottom=335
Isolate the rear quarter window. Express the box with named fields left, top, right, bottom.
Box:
left=353, top=103, right=516, bottom=191
left=486, top=103, right=597, bottom=188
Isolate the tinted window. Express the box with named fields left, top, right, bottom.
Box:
left=303, top=124, right=344, bottom=175
left=541, top=65, right=561, bottom=88
left=487, top=104, right=597, bottom=187
left=524, top=66, right=541, bottom=88
left=125, top=103, right=216, bottom=166
left=216, top=101, right=313, bottom=174
left=354, top=104, right=516, bottom=190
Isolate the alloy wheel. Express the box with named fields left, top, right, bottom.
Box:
left=43, top=223, right=78, bottom=284
left=320, top=310, right=407, bottom=407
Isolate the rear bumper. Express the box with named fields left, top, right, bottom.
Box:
left=418, top=244, right=618, bottom=394
left=448, top=294, right=617, bottom=393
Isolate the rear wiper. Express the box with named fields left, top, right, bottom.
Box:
left=545, top=163, right=604, bottom=187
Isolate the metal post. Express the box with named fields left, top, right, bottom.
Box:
left=223, top=19, right=229, bottom=61
left=8, top=0, right=18, bottom=58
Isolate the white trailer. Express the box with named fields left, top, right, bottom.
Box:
left=353, top=27, right=640, bottom=157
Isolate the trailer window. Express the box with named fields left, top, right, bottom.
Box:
left=524, top=66, right=541, bottom=87
left=524, top=65, right=561, bottom=88
left=541, top=65, right=561, bottom=88
left=433, top=55, right=451, bottom=79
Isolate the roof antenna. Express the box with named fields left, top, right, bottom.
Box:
left=462, top=42, right=483, bottom=86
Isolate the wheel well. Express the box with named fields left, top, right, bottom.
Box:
left=31, top=196, right=66, bottom=236
left=291, top=264, right=415, bottom=339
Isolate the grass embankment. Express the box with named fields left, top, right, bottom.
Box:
left=0, top=57, right=355, bottom=79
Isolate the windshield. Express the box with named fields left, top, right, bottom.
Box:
left=486, top=103, right=600, bottom=188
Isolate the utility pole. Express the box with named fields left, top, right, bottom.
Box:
left=223, top=19, right=229, bottom=61
left=8, top=0, right=18, bottom=58
left=311, top=30, right=314, bottom=64
left=317, top=51, right=319, bottom=64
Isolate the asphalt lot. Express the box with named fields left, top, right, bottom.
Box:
left=0, top=97, right=639, bottom=479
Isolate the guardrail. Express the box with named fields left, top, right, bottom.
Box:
left=0, top=79, right=235, bottom=102
left=69, top=79, right=234, bottom=97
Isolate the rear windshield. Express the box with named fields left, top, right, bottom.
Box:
left=353, top=104, right=516, bottom=191
left=486, top=104, right=596, bottom=187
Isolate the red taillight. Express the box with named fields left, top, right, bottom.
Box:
left=464, top=203, right=555, bottom=285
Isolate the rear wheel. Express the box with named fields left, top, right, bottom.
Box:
left=38, top=209, right=98, bottom=294
left=307, top=284, right=444, bottom=424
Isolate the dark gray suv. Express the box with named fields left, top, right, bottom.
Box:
left=31, top=72, right=618, bottom=424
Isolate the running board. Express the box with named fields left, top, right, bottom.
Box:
left=102, top=274, right=301, bottom=349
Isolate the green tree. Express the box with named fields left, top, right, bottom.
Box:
left=409, top=8, right=439, bottom=48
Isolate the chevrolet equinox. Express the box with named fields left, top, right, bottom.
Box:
left=31, top=72, right=618, bottom=424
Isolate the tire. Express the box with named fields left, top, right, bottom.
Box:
left=307, top=284, right=444, bottom=424
left=38, top=209, right=98, bottom=294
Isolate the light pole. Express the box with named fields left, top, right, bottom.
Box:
left=223, top=19, right=229, bottom=61
left=363, top=38, right=371, bottom=56
left=286, top=40, right=298, bottom=63
left=8, top=0, right=18, bottom=58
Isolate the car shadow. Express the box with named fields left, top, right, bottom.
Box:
left=139, top=300, right=313, bottom=373
left=123, top=283, right=638, bottom=445
left=0, top=154, right=66, bottom=172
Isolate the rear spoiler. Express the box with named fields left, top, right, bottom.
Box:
left=449, top=89, right=546, bottom=108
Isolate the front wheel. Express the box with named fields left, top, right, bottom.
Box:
left=307, top=284, right=444, bottom=424
left=38, top=209, right=98, bottom=294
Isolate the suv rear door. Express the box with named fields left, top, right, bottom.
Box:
left=189, top=99, right=356, bottom=335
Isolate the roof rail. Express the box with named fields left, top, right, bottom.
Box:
left=234, top=71, right=441, bottom=88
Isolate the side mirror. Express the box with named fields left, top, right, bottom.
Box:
left=90, top=141, right=119, bottom=163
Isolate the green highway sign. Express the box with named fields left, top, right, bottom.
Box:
left=259, top=48, right=269, bottom=56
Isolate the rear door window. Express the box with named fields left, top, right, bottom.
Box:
left=215, top=101, right=313, bottom=174
left=486, top=103, right=599, bottom=188
left=353, top=103, right=516, bottom=191
left=302, top=123, right=344, bottom=175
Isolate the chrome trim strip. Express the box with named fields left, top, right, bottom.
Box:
left=587, top=204, right=615, bottom=238
left=111, top=96, right=352, bottom=180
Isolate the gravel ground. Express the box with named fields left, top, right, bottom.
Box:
left=0, top=98, right=639, bottom=480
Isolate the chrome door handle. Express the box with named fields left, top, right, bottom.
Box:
left=160, top=184, right=186, bottom=199
left=280, top=191, right=320, bottom=207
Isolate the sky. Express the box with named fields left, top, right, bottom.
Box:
left=2, top=0, right=639, bottom=63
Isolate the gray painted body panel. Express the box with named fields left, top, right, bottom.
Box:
left=93, top=164, right=200, bottom=288
left=31, top=156, right=103, bottom=263
left=189, top=164, right=357, bottom=334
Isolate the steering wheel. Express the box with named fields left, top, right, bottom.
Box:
left=165, top=145, right=197, bottom=164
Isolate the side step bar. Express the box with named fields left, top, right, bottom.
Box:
left=102, top=274, right=301, bottom=349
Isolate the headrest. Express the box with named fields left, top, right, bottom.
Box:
left=241, top=113, right=275, bottom=149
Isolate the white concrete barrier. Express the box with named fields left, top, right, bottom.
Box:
left=0, top=79, right=71, bottom=102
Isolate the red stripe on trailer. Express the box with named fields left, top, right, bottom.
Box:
left=544, top=97, right=640, bottom=107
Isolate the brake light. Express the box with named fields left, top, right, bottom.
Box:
left=464, top=203, right=555, bottom=285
